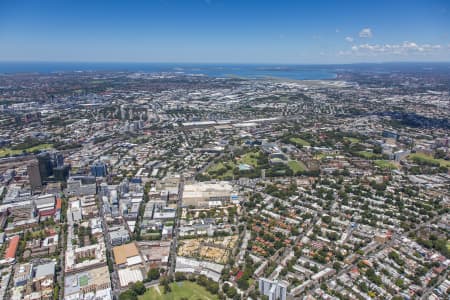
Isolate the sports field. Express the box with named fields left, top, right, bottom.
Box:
left=139, top=281, right=218, bottom=300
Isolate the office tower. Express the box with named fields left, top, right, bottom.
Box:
left=51, top=151, right=64, bottom=168
left=37, top=152, right=53, bottom=179
left=27, top=160, right=42, bottom=191
left=90, top=161, right=108, bottom=177
left=53, top=165, right=70, bottom=181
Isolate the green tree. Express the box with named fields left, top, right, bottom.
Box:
left=119, top=290, right=137, bottom=300
left=147, top=268, right=160, bottom=281
left=225, top=286, right=237, bottom=299
left=174, top=272, right=186, bottom=282
left=131, top=281, right=147, bottom=295
left=131, top=281, right=146, bottom=295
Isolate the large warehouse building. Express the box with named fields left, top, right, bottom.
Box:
left=182, top=182, right=237, bottom=208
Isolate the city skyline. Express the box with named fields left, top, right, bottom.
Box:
left=1, top=0, right=450, bottom=64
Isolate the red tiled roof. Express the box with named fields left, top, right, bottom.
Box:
left=39, top=209, right=56, bottom=217
left=5, top=236, right=20, bottom=259
left=235, top=270, right=244, bottom=280
left=56, top=198, right=62, bottom=210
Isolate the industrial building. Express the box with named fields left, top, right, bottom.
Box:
left=182, top=182, right=236, bottom=208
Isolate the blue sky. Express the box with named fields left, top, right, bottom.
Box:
left=0, top=0, right=449, bottom=63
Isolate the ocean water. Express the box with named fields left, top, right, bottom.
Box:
left=1, top=62, right=449, bottom=80
left=0, top=62, right=337, bottom=80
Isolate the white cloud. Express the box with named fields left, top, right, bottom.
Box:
left=345, top=36, right=354, bottom=43
left=338, top=50, right=351, bottom=56
left=341, top=41, right=444, bottom=56
left=359, top=28, right=373, bottom=38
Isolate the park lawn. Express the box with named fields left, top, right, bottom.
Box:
left=344, top=137, right=360, bottom=143
left=139, top=281, right=218, bottom=300
left=289, top=137, right=311, bottom=147
left=27, top=143, right=53, bottom=152
left=374, top=160, right=397, bottom=170
left=208, top=162, right=228, bottom=174
left=314, top=153, right=339, bottom=160
left=207, top=161, right=235, bottom=180
left=314, top=153, right=336, bottom=160
left=30, top=230, right=48, bottom=238
left=288, top=160, right=307, bottom=173
left=357, top=151, right=381, bottom=159
left=238, top=151, right=261, bottom=167
left=408, top=153, right=450, bottom=168
left=91, top=80, right=106, bottom=84
left=248, top=278, right=255, bottom=287
left=0, top=143, right=53, bottom=158
left=314, top=153, right=326, bottom=160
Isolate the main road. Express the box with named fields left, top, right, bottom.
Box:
left=168, top=175, right=184, bottom=278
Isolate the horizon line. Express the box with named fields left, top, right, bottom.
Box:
left=1, top=60, right=450, bottom=66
